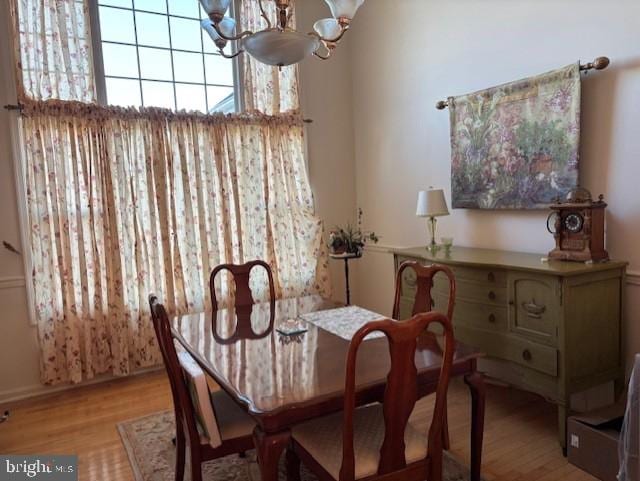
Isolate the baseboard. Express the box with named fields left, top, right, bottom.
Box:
left=0, top=366, right=163, bottom=405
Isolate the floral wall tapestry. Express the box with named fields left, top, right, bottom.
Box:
left=449, top=63, right=580, bottom=209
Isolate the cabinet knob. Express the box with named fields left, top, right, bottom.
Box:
left=522, top=349, right=532, bottom=362
left=488, top=291, right=496, bottom=301
left=488, top=272, right=495, bottom=282
left=488, top=313, right=496, bottom=323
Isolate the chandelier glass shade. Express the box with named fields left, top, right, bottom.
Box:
left=200, top=0, right=366, bottom=66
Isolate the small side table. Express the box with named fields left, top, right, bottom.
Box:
left=329, top=251, right=362, bottom=305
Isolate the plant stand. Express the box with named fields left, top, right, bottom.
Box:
left=329, top=252, right=362, bottom=305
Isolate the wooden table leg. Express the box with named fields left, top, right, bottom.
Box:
left=464, top=369, right=486, bottom=481
left=253, top=426, right=290, bottom=481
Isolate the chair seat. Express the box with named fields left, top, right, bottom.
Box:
left=210, top=389, right=256, bottom=441
left=292, top=403, right=428, bottom=480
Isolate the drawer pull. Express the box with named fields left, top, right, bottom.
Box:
left=488, top=291, right=496, bottom=301
left=488, top=313, right=496, bottom=323
left=522, top=299, right=546, bottom=319
left=522, top=349, right=532, bottom=362
left=488, top=272, right=495, bottom=282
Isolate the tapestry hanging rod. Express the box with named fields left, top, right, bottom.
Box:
left=435, top=56, right=610, bottom=110
left=2, top=103, right=313, bottom=123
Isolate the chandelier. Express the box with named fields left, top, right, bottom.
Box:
left=199, top=0, right=365, bottom=67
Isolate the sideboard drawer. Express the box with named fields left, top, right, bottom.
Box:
left=435, top=294, right=507, bottom=332
left=448, top=265, right=507, bottom=287
left=454, top=325, right=558, bottom=377
left=434, top=278, right=507, bottom=306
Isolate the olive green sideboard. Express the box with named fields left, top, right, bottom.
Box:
left=392, top=246, right=627, bottom=449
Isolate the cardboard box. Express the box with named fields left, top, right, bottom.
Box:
left=567, top=401, right=626, bottom=481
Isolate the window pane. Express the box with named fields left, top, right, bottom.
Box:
left=168, top=0, right=200, bottom=18
left=207, top=86, right=234, bottom=112
left=99, top=0, right=132, bottom=7
left=133, top=0, right=166, bottom=13
left=99, top=6, right=136, bottom=44
left=135, top=11, right=170, bottom=48
left=176, top=83, right=206, bottom=112
left=173, top=51, right=204, bottom=83
left=106, top=77, right=142, bottom=107
left=169, top=17, right=202, bottom=52
left=102, top=43, right=139, bottom=78
left=204, top=54, right=233, bottom=86
left=139, top=47, right=173, bottom=81
left=142, top=81, right=175, bottom=109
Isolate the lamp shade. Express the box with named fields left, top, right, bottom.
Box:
left=324, top=0, right=365, bottom=20
left=416, top=189, right=449, bottom=217
left=313, top=18, right=342, bottom=40
left=201, top=19, right=221, bottom=42
left=200, top=0, right=231, bottom=16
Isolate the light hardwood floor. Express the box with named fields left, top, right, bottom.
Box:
left=0, top=371, right=596, bottom=481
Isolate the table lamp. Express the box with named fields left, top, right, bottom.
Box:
left=416, top=188, right=449, bottom=250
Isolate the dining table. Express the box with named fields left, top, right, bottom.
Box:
left=171, top=295, right=486, bottom=481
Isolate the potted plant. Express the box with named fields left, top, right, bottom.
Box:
left=328, top=208, right=379, bottom=256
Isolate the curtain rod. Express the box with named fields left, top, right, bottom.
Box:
left=2, top=103, right=313, bottom=123
left=435, top=56, right=610, bottom=110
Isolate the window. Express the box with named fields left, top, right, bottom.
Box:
left=92, top=0, right=238, bottom=113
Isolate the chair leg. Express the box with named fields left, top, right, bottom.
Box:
left=442, top=404, right=451, bottom=450
left=175, top=424, right=186, bottom=481
left=285, top=449, right=301, bottom=481
left=190, top=448, right=203, bottom=481
left=428, top=448, right=444, bottom=481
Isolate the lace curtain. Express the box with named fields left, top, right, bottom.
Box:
left=239, top=0, right=300, bottom=114
left=9, top=0, right=95, bottom=102
left=22, top=102, right=329, bottom=384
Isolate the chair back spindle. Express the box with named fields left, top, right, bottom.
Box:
left=392, top=261, right=456, bottom=321
left=209, top=260, right=276, bottom=341
left=209, top=260, right=275, bottom=311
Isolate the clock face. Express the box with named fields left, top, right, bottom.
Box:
left=564, top=212, right=584, bottom=234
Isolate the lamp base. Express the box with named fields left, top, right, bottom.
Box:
left=426, top=216, right=438, bottom=250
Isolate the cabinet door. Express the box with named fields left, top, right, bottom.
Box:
left=508, top=273, right=561, bottom=346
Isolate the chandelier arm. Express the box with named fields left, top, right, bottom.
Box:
left=219, top=48, right=244, bottom=59
left=311, top=24, right=349, bottom=44
left=257, top=0, right=272, bottom=29
left=212, top=21, right=254, bottom=41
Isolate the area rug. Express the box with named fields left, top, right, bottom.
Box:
left=118, top=411, right=477, bottom=481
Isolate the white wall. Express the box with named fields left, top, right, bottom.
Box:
left=0, top=3, right=43, bottom=401
left=298, top=0, right=357, bottom=303
left=349, top=0, right=640, bottom=375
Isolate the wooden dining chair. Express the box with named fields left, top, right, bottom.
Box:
left=391, top=260, right=456, bottom=450
left=286, top=311, right=455, bottom=481
left=149, top=295, right=255, bottom=481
